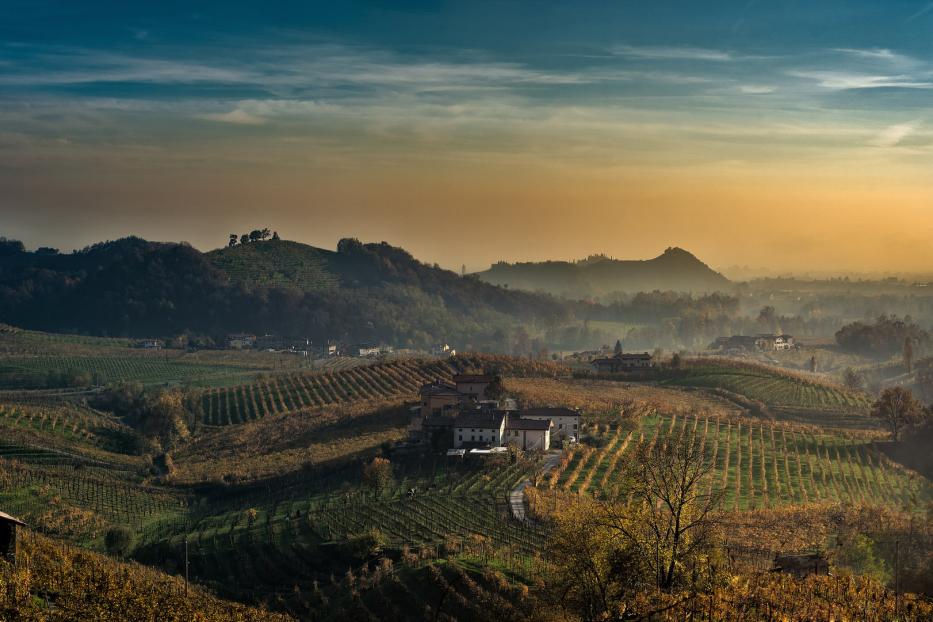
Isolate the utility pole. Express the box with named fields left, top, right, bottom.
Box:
left=894, top=539, right=900, bottom=618
left=184, top=537, right=189, bottom=597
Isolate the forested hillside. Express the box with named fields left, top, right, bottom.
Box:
left=0, top=237, right=569, bottom=350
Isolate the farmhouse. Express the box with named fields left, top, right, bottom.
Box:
left=504, top=417, right=552, bottom=451
left=454, top=411, right=506, bottom=448
left=136, top=339, right=164, bottom=350
left=520, top=407, right=579, bottom=439
left=419, top=381, right=463, bottom=418
left=591, top=352, right=653, bottom=373
left=453, top=373, right=494, bottom=399
left=756, top=334, right=795, bottom=351
left=0, top=511, right=25, bottom=565
left=353, top=343, right=381, bottom=357
left=225, top=333, right=256, bottom=349
left=712, top=334, right=795, bottom=353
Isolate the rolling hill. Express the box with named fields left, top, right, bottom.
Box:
left=477, top=246, right=732, bottom=297
left=0, top=236, right=570, bottom=350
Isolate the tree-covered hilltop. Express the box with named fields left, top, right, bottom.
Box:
left=0, top=236, right=570, bottom=350
left=477, top=246, right=733, bottom=298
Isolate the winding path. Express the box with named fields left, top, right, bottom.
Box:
left=510, top=450, right=562, bottom=521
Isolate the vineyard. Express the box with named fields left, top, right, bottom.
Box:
left=0, top=401, right=138, bottom=455
left=136, top=456, right=541, bottom=595
left=198, top=354, right=569, bottom=425
left=0, top=460, right=187, bottom=540
left=661, top=362, right=871, bottom=414
left=543, top=414, right=926, bottom=511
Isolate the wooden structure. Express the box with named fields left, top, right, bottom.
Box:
left=771, top=552, right=829, bottom=578
left=0, top=511, right=26, bottom=565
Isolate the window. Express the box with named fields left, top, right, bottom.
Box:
left=514, top=430, right=519, bottom=437
left=471, top=435, right=475, bottom=441
left=573, top=424, right=578, bottom=429
left=558, top=423, right=563, bottom=429
left=458, top=435, right=462, bottom=441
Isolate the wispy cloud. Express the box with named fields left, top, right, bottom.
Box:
left=611, top=45, right=735, bottom=62
left=873, top=121, right=920, bottom=147
left=788, top=70, right=933, bottom=90
left=202, top=109, right=267, bottom=125
left=905, top=2, right=933, bottom=23
left=740, top=84, right=776, bottom=94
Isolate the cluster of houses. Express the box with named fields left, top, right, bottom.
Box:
left=410, top=373, right=579, bottom=452
left=711, top=333, right=796, bottom=354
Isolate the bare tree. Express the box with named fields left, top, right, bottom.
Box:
left=904, top=337, right=914, bottom=374
left=872, top=386, right=923, bottom=442
left=603, top=435, right=723, bottom=590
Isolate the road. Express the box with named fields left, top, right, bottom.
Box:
left=509, top=450, right=562, bottom=521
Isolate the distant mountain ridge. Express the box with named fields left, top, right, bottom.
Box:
left=476, top=247, right=732, bottom=297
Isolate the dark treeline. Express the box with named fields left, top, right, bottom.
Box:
left=835, top=315, right=930, bottom=357
left=0, top=236, right=571, bottom=351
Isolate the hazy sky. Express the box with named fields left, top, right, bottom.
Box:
left=2, top=1, right=933, bottom=273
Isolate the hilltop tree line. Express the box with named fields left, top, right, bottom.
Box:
left=228, top=228, right=279, bottom=246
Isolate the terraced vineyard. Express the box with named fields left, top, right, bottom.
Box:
left=199, top=359, right=456, bottom=424
left=549, top=414, right=925, bottom=510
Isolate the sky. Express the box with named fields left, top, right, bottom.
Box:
left=2, top=1, right=933, bottom=274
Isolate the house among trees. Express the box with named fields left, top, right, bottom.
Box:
left=225, top=333, right=257, bottom=349
left=136, top=339, right=164, bottom=350
left=0, top=510, right=25, bottom=565
left=520, top=407, right=579, bottom=439
left=756, top=334, right=795, bottom=351
left=711, top=334, right=796, bottom=353
left=771, top=553, right=829, bottom=578
left=353, top=343, right=382, bottom=357
left=591, top=352, right=654, bottom=373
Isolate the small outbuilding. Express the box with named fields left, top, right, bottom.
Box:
left=0, top=511, right=26, bottom=565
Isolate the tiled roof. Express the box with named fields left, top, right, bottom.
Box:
left=521, top=407, right=579, bottom=418
left=506, top=417, right=551, bottom=431
left=453, top=374, right=495, bottom=383
left=455, top=412, right=505, bottom=429
left=419, top=382, right=460, bottom=396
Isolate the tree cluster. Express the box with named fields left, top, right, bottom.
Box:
left=228, top=228, right=279, bottom=246
left=835, top=315, right=930, bottom=357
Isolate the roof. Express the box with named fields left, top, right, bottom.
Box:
left=455, top=412, right=505, bottom=429
left=453, top=374, right=495, bottom=383
left=0, top=511, right=25, bottom=526
left=521, top=407, right=579, bottom=418
left=506, top=417, right=552, bottom=431
left=419, top=382, right=459, bottom=397
left=423, top=416, right=456, bottom=429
